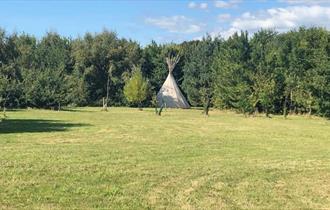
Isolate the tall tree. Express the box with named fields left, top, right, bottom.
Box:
left=72, top=30, right=142, bottom=106
left=0, top=30, right=22, bottom=115
left=249, top=29, right=280, bottom=117
left=23, top=32, right=72, bottom=109
left=212, top=31, right=253, bottom=114
left=183, top=36, right=220, bottom=115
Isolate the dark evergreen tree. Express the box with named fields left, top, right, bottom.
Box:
left=212, top=31, right=253, bottom=114
left=183, top=36, right=220, bottom=115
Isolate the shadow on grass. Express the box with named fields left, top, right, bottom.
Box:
left=4, top=108, right=94, bottom=113
left=60, top=108, right=95, bottom=112
left=2, top=109, right=21, bottom=112
left=0, top=119, right=89, bottom=134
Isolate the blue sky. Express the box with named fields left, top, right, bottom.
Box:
left=1, top=0, right=330, bottom=45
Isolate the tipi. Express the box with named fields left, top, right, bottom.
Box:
left=156, top=54, right=190, bottom=109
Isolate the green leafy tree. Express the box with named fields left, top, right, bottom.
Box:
left=0, top=65, right=21, bottom=116
left=23, top=68, right=68, bottom=109
left=212, top=31, right=253, bottom=114
left=0, top=30, right=22, bottom=116
left=22, top=32, right=72, bottom=109
left=280, top=27, right=330, bottom=116
left=124, top=66, right=149, bottom=110
left=71, top=30, right=142, bottom=106
left=183, top=36, right=220, bottom=115
left=249, top=30, right=280, bottom=117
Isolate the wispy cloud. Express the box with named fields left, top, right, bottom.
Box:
left=188, top=1, right=208, bottom=10
left=200, top=3, right=208, bottom=9
left=218, top=13, right=231, bottom=22
left=145, top=15, right=203, bottom=34
left=279, top=0, right=330, bottom=5
left=214, top=0, right=242, bottom=8
left=188, top=1, right=197, bottom=8
left=216, top=5, right=330, bottom=38
left=147, top=1, right=330, bottom=43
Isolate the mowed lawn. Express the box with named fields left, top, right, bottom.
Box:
left=0, top=108, right=330, bottom=209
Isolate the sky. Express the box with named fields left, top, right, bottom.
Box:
left=1, top=0, right=330, bottom=46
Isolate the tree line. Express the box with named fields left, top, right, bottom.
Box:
left=0, top=27, right=329, bottom=117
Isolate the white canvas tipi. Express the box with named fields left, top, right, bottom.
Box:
left=156, top=55, right=190, bottom=109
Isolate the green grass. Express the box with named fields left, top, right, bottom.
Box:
left=1, top=108, right=330, bottom=209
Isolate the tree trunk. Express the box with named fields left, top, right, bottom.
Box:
left=3, top=106, right=6, bottom=118
left=102, top=97, right=107, bottom=111
left=203, top=97, right=210, bottom=116
left=289, top=90, right=294, bottom=115
left=283, top=95, right=288, bottom=119
left=308, top=92, right=312, bottom=117
left=308, top=104, right=312, bottom=117
left=106, top=76, right=110, bottom=109
left=138, top=102, right=143, bottom=111
left=157, top=104, right=164, bottom=116
left=254, top=106, right=258, bottom=117
left=3, top=99, right=7, bottom=118
left=102, top=74, right=110, bottom=112
left=265, top=108, right=270, bottom=118
left=204, top=106, right=209, bottom=116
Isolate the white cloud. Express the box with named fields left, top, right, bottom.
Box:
left=218, top=13, right=231, bottom=21
left=188, top=2, right=208, bottom=10
left=279, top=0, right=330, bottom=5
left=200, top=3, right=208, bottom=9
left=145, top=15, right=203, bottom=34
left=216, top=28, right=240, bottom=39
left=154, top=34, right=187, bottom=44
left=218, top=5, right=330, bottom=38
left=188, top=2, right=197, bottom=8
left=215, top=1, right=230, bottom=8
left=215, top=0, right=241, bottom=8
left=194, top=27, right=235, bottom=40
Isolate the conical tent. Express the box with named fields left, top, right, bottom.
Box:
left=156, top=55, right=190, bottom=109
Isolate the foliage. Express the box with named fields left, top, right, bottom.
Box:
left=212, top=31, right=253, bottom=114
left=183, top=36, right=220, bottom=115
left=0, top=26, right=329, bottom=117
left=123, top=66, right=149, bottom=108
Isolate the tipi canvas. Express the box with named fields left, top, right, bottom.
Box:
left=156, top=55, right=190, bottom=109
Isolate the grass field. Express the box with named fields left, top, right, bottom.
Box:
left=0, top=108, right=330, bottom=209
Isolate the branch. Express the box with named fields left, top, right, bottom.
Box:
left=166, top=53, right=181, bottom=73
